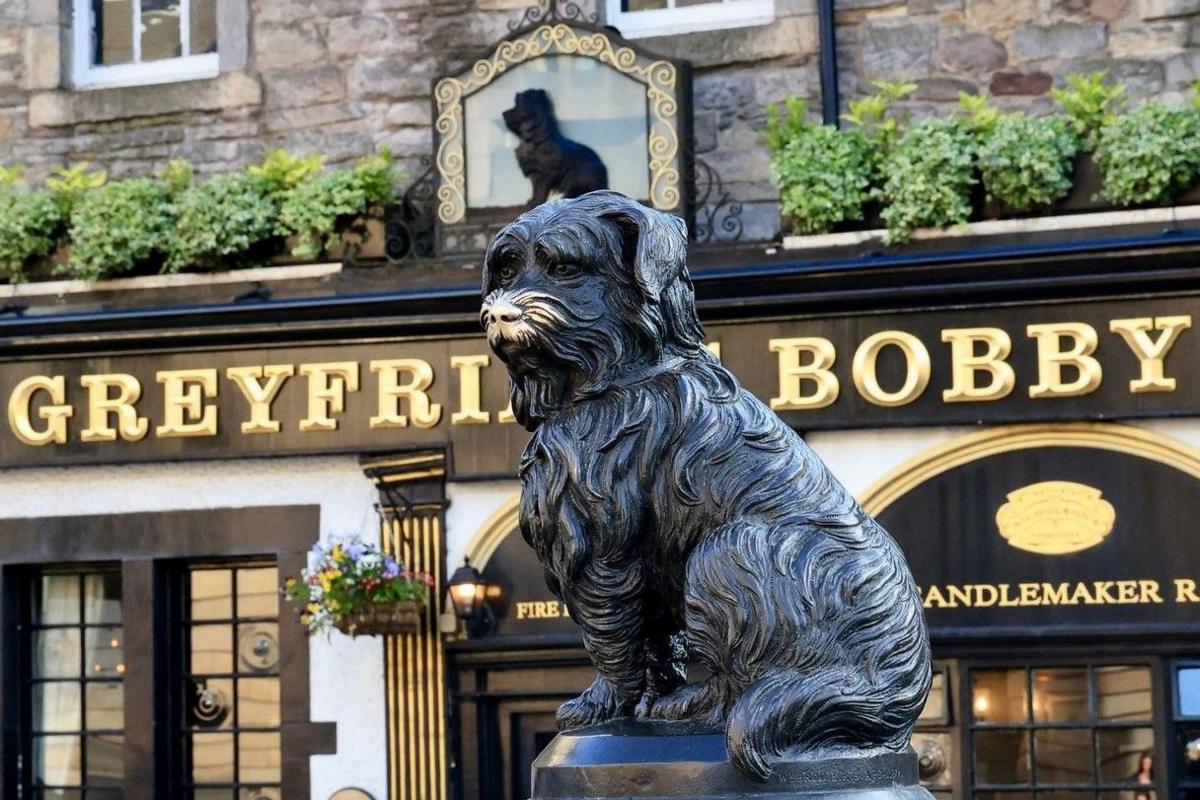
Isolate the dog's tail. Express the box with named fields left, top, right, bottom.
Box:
left=726, top=657, right=924, bottom=781
left=685, top=519, right=930, bottom=781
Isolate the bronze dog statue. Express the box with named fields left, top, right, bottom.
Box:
left=481, top=191, right=930, bottom=780
left=502, top=88, right=608, bottom=208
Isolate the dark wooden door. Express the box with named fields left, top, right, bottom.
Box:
left=449, top=648, right=592, bottom=800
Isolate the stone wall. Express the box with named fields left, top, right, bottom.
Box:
left=0, top=0, right=1196, bottom=241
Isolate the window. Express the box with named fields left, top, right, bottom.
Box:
left=183, top=564, right=282, bottom=799
left=916, top=667, right=955, bottom=798
left=969, top=664, right=1158, bottom=799
left=0, top=507, right=328, bottom=798
left=605, top=0, right=775, bottom=40
left=25, top=569, right=125, bottom=797
left=72, top=0, right=220, bottom=90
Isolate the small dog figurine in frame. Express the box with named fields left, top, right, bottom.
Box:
left=502, top=88, right=608, bottom=208
left=481, top=191, right=931, bottom=781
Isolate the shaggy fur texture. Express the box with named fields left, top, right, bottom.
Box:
left=502, top=89, right=608, bottom=207
left=481, top=191, right=930, bottom=781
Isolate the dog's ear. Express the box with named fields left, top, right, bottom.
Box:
left=601, top=201, right=688, bottom=302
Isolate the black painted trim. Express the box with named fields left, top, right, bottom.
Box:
left=2, top=233, right=1200, bottom=358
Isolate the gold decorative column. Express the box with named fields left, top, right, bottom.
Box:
left=363, top=451, right=450, bottom=800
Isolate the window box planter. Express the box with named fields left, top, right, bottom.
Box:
left=780, top=203, right=1200, bottom=253
left=335, top=600, right=426, bottom=638
left=2, top=213, right=388, bottom=288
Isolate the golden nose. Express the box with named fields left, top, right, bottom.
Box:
left=487, top=304, right=523, bottom=326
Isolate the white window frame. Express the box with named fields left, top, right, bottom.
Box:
left=606, top=0, right=775, bottom=39
left=72, top=0, right=219, bottom=90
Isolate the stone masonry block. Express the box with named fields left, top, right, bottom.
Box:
left=1012, top=23, right=1107, bottom=61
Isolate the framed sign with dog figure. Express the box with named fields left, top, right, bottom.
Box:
left=432, top=18, right=691, bottom=251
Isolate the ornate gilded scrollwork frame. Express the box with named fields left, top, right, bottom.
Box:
left=432, top=21, right=691, bottom=229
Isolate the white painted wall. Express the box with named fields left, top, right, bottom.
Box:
left=0, top=456, right=385, bottom=800
left=445, top=479, right=520, bottom=571
left=806, top=426, right=973, bottom=499
left=807, top=419, right=1200, bottom=501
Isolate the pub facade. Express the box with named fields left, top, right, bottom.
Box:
left=2, top=0, right=1200, bottom=798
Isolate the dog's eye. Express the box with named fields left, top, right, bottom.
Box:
left=497, top=262, right=520, bottom=284
left=548, top=262, right=583, bottom=280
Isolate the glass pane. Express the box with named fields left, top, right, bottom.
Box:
left=190, top=731, right=234, bottom=783
left=1033, top=668, right=1089, bottom=723
left=236, top=567, right=279, bottom=618
left=35, top=629, right=81, bottom=678
left=919, top=671, right=947, bottom=722
left=95, top=0, right=134, bottom=66
left=974, top=669, right=1029, bottom=723
left=238, top=677, right=280, bottom=728
left=191, top=624, right=232, bottom=674
left=975, top=729, right=1031, bottom=785
left=194, top=791, right=233, bottom=800
left=624, top=0, right=668, bottom=8
left=238, top=731, right=281, bottom=783
left=190, top=0, right=217, bottom=54
left=187, top=677, right=233, bottom=730
left=140, top=0, right=182, bottom=62
left=1097, top=727, right=1155, bottom=783
left=1098, top=666, right=1153, bottom=721
left=464, top=56, right=651, bottom=209
left=84, top=627, right=124, bottom=678
left=191, top=570, right=232, bottom=621
left=1099, top=792, right=1155, bottom=800
left=1034, top=728, right=1093, bottom=784
left=975, top=793, right=1033, bottom=799
left=85, top=682, right=124, bottom=731
left=239, top=790, right=280, bottom=800
left=1036, top=794, right=1091, bottom=800
left=1180, top=668, right=1200, bottom=716
left=82, top=573, right=121, bottom=624
left=34, top=682, right=81, bottom=733
left=33, top=734, right=81, bottom=786
left=85, top=734, right=123, bottom=786
left=38, top=574, right=79, bottom=624
left=236, top=623, right=280, bottom=675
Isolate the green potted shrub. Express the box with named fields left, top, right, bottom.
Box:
left=277, top=151, right=401, bottom=262
left=0, top=167, right=67, bottom=282
left=166, top=161, right=282, bottom=273
left=64, top=175, right=175, bottom=281
left=977, top=113, right=1079, bottom=216
left=1051, top=70, right=1126, bottom=212
left=765, top=99, right=874, bottom=236
left=876, top=117, right=978, bottom=244
left=1094, top=101, right=1200, bottom=206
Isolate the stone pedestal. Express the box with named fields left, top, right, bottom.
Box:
left=530, top=720, right=934, bottom=800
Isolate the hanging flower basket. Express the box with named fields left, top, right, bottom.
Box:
left=285, top=537, right=435, bottom=638
left=335, top=599, right=426, bottom=637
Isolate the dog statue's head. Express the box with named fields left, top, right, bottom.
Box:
left=482, top=191, right=704, bottom=430
left=502, top=88, right=556, bottom=141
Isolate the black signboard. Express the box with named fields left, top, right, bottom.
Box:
left=2, top=293, right=1200, bottom=475
left=874, top=426, right=1200, bottom=641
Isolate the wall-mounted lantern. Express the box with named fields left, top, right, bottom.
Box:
left=447, top=557, right=494, bottom=637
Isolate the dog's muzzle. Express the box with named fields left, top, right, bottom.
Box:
left=482, top=299, right=529, bottom=348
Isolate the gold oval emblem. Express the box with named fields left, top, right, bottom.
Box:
left=995, top=480, right=1115, bottom=555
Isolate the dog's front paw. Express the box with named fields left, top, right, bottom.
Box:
left=641, top=679, right=726, bottom=726
left=557, top=675, right=632, bottom=730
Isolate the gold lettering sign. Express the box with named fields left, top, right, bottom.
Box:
left=995, top=480, right=1116, bottom=555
